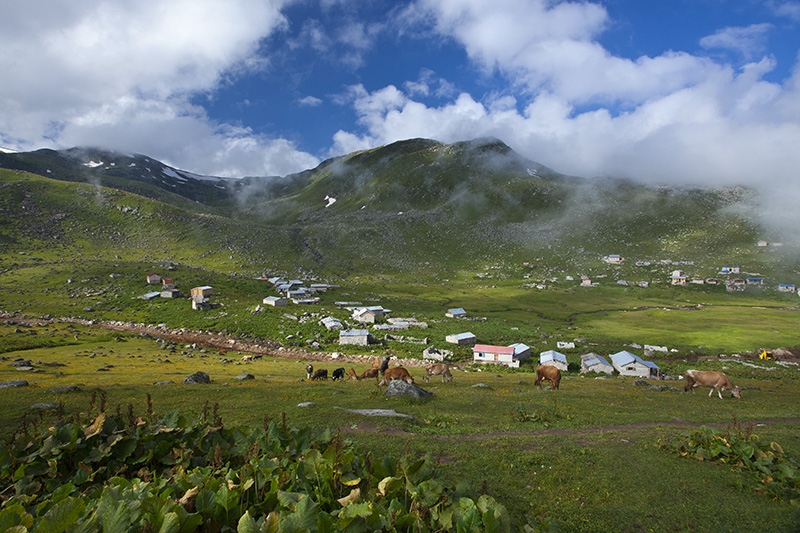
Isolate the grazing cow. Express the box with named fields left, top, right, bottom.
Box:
left=379, top=366, right=414, bottom=386
left=424, top=363, right=453, bottom=383
left=347, top=368, right=359, bottom=380
left=332, top=367, right=345, bottom=381
left=311, top=368, right=328, bottom=381
left=534, top=365, right=561, bottom=390
left=358, top=367, right=380, bottom=382
left=684, top=370, right=742, bottom=399
left=379, top=356, right=391, bottom=375
left=241, top=355, right=252, bottom=363
left=306, top=364, right=314, bottom=380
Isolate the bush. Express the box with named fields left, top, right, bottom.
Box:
left=0, top=403, right=513, bottom=531
left=658, top=420, right=800, bottom=505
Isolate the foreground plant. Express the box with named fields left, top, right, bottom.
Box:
left=658, top=421, right=800, bottom=506
left=0, top=403, right=512, bottom=531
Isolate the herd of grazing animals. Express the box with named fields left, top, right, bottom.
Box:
left=303, top=360, right=744, bottom=399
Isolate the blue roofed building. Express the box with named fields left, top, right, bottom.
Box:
left=610, top=351, right=661, bottom=379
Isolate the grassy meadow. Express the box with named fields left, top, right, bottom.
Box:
left=2, top=322, right=800, bottom=531
left=2, top=167, right=800, bottom=530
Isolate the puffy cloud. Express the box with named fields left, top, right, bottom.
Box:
left=0, top=0, right=321, bottom=176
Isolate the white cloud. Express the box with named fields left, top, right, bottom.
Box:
left=767, top=0, right=800, bottom=21
left=0, top=0, right=321, bottom=176
left=700, top=23, right=773, bottom=61
left=332, top=0, right=800, bottom=234
left=297, top=95, right=324, bottom=107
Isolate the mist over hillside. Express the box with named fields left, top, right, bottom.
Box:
left=1, top=137, right=796, bottom=282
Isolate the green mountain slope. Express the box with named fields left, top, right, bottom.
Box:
left=0, top=138, right=783, bottom=282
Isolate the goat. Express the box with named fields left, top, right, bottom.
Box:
left=424, top=363, right=453, bottom=383
left=311, top=368, right=328, bottom=381
left=684, top=370, right=742, bottom=399
left=332, top=367, right=345, bottom=381
left=379, top=366, right=414, bottom=386
left=534, top=365, right=561, bottom=390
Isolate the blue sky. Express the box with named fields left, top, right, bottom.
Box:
left=1, top=0, right=799, bottom=205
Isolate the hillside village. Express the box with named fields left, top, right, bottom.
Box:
left=129, top=239, right=798, bottom=382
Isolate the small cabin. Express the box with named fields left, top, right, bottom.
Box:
left=339, top=329, right=371, bottom=346
left=262, top=296, right=287, bottom=307
left=539, top=350, right=568, bottom=371
left=580, top=353, right=614, bottom=374
left=472, top=344, right=519, bottom=368
left=146, top=273, right=162, bottom=285
left=445, top=308, right=467, bottom=318
left=445, top=332, right=477, bottom=346
left=191, top=286, right=213, bottom=298
left=509, top=343, right=531, bottom=361
left=670, top=270, right=687, bottom=286
left=610, top=351, right=660, bottom=379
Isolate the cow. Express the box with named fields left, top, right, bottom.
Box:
left=424, top=363, right=453, bottom=383
left=332, top=367, right=345, bottom=381
left=684, top=370, right=742, bottom=399
left=311, top=368, right=328, bottom=380
left=379, top=366, right=414, bottom=386
left=241, top=355, right=252, bottom=363
left=379, top=356, right=391, bottom=375
left=347, top=368, right=359, bottom=380
left=359, top=367, right=380, bottom=381
left=534, top=365, right=561, bottom=390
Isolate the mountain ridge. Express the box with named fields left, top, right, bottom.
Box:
left=0, top=137, right=781, bottom=281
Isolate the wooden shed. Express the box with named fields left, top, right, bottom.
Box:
left=191, top=286, right=213, bottom=298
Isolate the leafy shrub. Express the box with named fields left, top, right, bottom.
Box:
left=658, top=421, right=800, bottom=505
left=0, top=403, right=513, bottom=531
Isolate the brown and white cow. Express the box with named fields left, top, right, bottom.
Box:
left=534, top=365, right=561, bottom=390
left=684, top=370, right=742, bottom=399
left=424, top=363, right=453, bottom=383
left=379, top=366, right=414, bottom=386
left=347, top=368, right=359, bottom=380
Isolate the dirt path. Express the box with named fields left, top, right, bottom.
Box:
left=0, top=312, right=429, bottom=367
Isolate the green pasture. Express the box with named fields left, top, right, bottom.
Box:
left=2, top=326, right=800, bottom=531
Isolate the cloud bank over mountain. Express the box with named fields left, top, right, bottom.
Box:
left=2, top=0, right=799, bottom=230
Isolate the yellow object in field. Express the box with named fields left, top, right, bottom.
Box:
left=759, top=350, right=773, bottom=360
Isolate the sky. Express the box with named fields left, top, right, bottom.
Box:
left=2, top=0, right=800, bottom=209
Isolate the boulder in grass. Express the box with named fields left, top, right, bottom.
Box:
left=49, top=385, right=80, bottom=393
left=234, top=373, right=255, bottom=382
left=29, top=402, right=59, bottom=411
left=183, top=371, right=210, bottom=385
left=384, top=380, right=433, bottom=399
left=0, top=380, right=29, bottom=389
